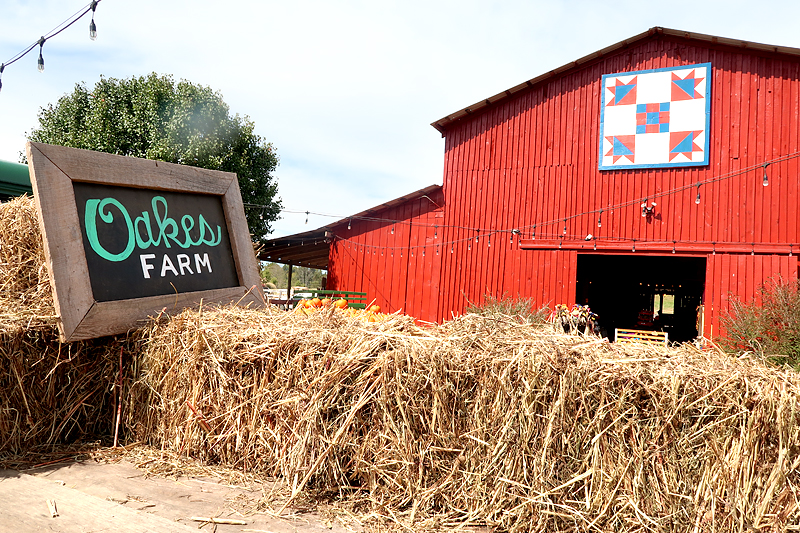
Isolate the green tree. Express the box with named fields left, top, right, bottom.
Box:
left=262, top=262, right=287, bottom=288
left=26, top=73, right=281, bottom=242
left=289, top=265, right=326, bottom=289
left=259, top=262, right=277, bottom=286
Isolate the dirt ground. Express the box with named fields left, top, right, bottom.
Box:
left=0, top=458, right=362, bottom=533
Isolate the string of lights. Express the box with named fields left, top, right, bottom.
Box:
left=520, top=151, right=800, bottom=239
left=0, top=1, right=101, bottom=94
left=254, top=150, right=800, bottom=251
left=331, top=234, right=800, bottom=254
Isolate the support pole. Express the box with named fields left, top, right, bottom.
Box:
left=286, top=263, right=294, bottom=303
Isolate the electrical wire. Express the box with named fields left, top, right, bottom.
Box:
left=253, top=150, right=800, bottom=246
left=1, top=1, right=101, bottom=89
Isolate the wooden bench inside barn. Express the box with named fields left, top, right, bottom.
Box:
left=614, top=328, right=669, bottom=346
left=291, top=290, right=368, bottom=309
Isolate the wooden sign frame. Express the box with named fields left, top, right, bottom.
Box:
left=27, top=142, right=264, bottom=342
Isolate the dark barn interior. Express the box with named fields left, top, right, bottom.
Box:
left=576, top=254, right=706, bottom=344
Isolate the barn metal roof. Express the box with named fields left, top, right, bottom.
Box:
left=431, top=26, right=800, bottom=136
left=259, top=184, right=442, bottom=270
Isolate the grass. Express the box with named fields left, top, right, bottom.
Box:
left=721, top=277, right=800, bottom=369
left=464, top=293, right=550, bottom=325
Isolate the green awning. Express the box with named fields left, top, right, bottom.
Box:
left=0, top=160, right=33, bottom=198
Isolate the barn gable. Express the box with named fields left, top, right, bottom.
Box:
left=430, top=27, right=800, bottom=340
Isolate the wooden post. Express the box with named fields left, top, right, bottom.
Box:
left=286, top=263, right=294, bottom=300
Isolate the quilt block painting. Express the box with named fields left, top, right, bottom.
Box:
left=599, top=63, right=711, bottom=170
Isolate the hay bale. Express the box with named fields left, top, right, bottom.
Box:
left=130, top=306, right=800, bottom=532
left=0, top=196, right=123, bottom=460
left=0, top=326, right=128, bottom=459
left=0, top=195, right=56, bottom=330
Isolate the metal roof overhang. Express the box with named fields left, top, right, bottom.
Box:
left=431, top=26, right=800, bottom=136
left=259, top=184, right=443, bottom=270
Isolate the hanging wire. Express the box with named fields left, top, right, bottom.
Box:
left=1, top=1, right=102, bottom=92
left=256, top=153, right=796, bottom=244
left=269, top=230, right=800, bottom=260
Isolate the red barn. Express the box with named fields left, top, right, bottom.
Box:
left=263, top=27, right=800, bottom=343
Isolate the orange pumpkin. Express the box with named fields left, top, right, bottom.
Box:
left=369, top=305, right=381, bottom=313
left=334, top=298, right=348, bottom=309
left=321, top=298, right=331, bottom=307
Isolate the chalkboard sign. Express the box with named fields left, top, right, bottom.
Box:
left=73, top=183, right=240, bottom=301
left=26, top=142, right=264, bottom=342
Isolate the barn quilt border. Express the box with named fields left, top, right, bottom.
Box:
left=599, top=63, right=711, bottom=171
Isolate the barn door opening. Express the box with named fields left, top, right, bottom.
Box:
left=575, top=254, right=706, bottom=344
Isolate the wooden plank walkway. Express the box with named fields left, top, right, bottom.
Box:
left=0, top=468, right=198, bottom=532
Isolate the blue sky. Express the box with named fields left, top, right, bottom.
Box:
left=3, top=0, right=800, bottom=238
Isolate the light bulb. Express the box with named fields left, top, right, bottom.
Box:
left=695, top=184, right=701, bottom=204
left=763, top=165, right=769, bottom=187
left=89, top=2, right=98, bottom=40
left=37, top=37, right=45, bottom=73
left=597, top=211, right=602, bottom=228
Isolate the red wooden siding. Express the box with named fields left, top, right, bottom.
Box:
left=434, top=34, right=800, bottom=335
left=327, top=189, right=444, bottom=321
left=704, top=253, right=796, bottom=337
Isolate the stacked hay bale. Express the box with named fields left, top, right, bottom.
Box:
left=130, top=304, right=800, bottom=532
left=0, top=196, right=121, bottom=458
